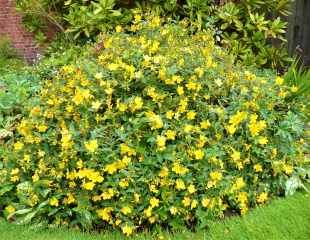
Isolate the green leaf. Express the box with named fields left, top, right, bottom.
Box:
left=0, top=184, right=14, bottom=196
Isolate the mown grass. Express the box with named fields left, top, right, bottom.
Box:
left=0, top=191, right=309, bottom=240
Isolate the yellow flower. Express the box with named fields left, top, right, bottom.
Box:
left=84, top=139, right=98, bottom=153
left=239, top=205, right=248, bottom=215
left=115, top=25, right=123, bottom=33
left=11, top=168, right=19, bottom=175
left=122, top=225, right=134, bottom=236
left=82, top=181, right=95, bottom=191
left=134, top=193, right=140, bottom=203
left=14, top=141, right=24, bottom=151
left=117, top=102, right=127, bottom=112
left=233, top=177, right=246, bottom=190
left=275, top=76, right=284, bottom=85
left=94, top=72, right=103, bottom=79
left=32, top=173, right=40, bottom=182
left=254, top=164, right=263, bottom=172
left=248, top=115, right=267, bottom=137
left=49, top=197, right=59, bottom=207
left=195, top=67, right=204, bottom=78
left=197, top=135, right=207, bottom=148
left=258, top=136, right=268, bottom=145
left=121, top=206, right=132, bottom=215
left=184, top=124, right=193, bottom=133
left=291, top=85, right=298, bottom=92
left=149, top=216, right=156, bottom=224
left=134, top=14, right=142, bottom=22
left=170, top=206, right=178, bottom=215
left=37, top=124, right=48, bottom=133
left=166, top=110, right=174, bottom=119
left=191, top=199, right=198, bottom=209
left=91, top=101, right=101, bottom=110
left=182, top=196, right=191, bottom=207
left=165, top=130, right=176, bottom=140
left=283, top=164, right=293, bottom=175
left=72, top=88, right=92, bottom=105
left=146, top=112, right=163, bottom=129
left=107, top=63, right=119, bottom=71
left=200, top=120, right=211, bottom=129
left=159, top=166, right=169, bottom=178
left=104, top=162, right=118, bottom=175
left=193, top=149, right=205, bottom=160
left=149, top=41, right=160, bottom=54
left=120, top=144, right=136, bottom=156
left=175, top=178, right=186, bottom=190
left=144, top=206, right=153, bottom=217
left=65, top=193, right=75, bottom=204
left=230, top=149, right=241, bottom=161
left=186, top=110, right=196, bottom=120
left=237, top=192, right=248, bottom=205
left=10, top=175, right=19, bottom=182
left=257, top=192, right=268, bottom=204
left=271, top=148, right=277, bottom=158
left=244, top=71, right=256, bottom=81
left=130, top=97, right=143, bottom=112
left=172, top=162, right=189, bottom=175
left=115, top=219, right=122, bottom=226
left=201, top=197, right=210, bottom=208
left=5, top=205, right=15, bottom=215
left=188, top=184, right=196, bottom=194
left=210, top=171, right=223, bottom=182
left=226, top=124, right=236, bottom=135
left=101, top=188, right=115, bottom=200
left=186, top=81, right=197, bottom=90
left=177, top=86, right=184, bottom=95
left=66, top=105, right=74, bottom=113
left=229, top=111, right=247, bottom=126
left=97, top=207, right=113, bottom=221
left=156, top=135, right=166, bottom=150
left=150, top=197, right=160, bottom=208
left=151, top=16, right=161, bottom=27
left=88, top=171, right=104, bottom=183
left=119, top=179, right=129, bottom=188
left=30, top=106, right=41, bottom=116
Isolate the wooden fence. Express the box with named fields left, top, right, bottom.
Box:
left=288, top=0, right=310, bottom=66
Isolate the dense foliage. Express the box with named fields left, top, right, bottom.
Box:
left=0, top=20, right=308, bottom=236
left=16, top=0, right=292, bottom=69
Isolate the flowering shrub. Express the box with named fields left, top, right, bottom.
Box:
left=0, top=19, right=308, bottom=236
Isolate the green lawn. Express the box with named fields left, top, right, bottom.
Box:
left=1, top=191, right=309, bottom=240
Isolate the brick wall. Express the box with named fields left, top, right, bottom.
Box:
left=0, top=0, right=40, bottom=62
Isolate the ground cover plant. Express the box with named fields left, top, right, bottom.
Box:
left=0, top=18, right=308, bottom=237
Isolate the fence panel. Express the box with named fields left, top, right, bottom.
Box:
left=288, top=0, right=310, bottom=66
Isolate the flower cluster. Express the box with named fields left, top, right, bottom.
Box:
left=0, top=19, right=307, bottom=235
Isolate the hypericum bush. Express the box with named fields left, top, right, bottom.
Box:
left=1, top=19, right=308, bottom=235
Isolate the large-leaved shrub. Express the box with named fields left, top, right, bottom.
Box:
left=16, top=0, right=292, bottom=69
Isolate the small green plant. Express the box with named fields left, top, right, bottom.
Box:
left=0, top=37, right=25, bottom=74
left=0, top=37, right=19, bottom=60
left=284, top=61, right=310, bottom=97
left=284, top=60, right=310, bottom=119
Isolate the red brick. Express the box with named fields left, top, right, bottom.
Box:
left=0, top=0, right=40, bottom=62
